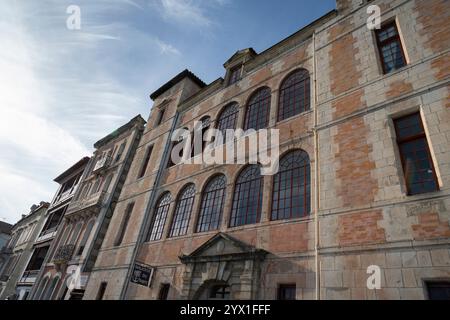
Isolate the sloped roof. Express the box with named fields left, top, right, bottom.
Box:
left=150, top=69, right=207, bottom=101
left=0, top=221, right=13, bottom=235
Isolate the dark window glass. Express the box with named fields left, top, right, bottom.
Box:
left=426, top=282, right=450, bottom=300
left=394, top=113, right=439, bottom=195
left=217, top=103, right=239, bottom=140
left=196, top=175, right=227, bottom=233
left=156, top=108, right=166, bottom=126
left=115, top=203, right=134, bottom=246
left=244, top=88, right=271, bottom=131
left=26, top=246, right=49, bottom=271
left=278, top=69, right=310, bottom=121
left=138, top=146, right=153, bottom=179
left=271, top=150, right=311, bottom=221
left=96, top=282, right=107, bottom=300
left=148, top=193, right=172, bottom=241
left=169, top=185, right=196, bottom=238
left=158, top=284, right=170, bottom=300
left=42, top=207, right=66, bottom=234
left=278, top=284, right=296, bottom=300
left=115, top=142, right=126, bottom=163
left=375, top=22, right=407, bottom=74
left=76, top=219, right=95, bottom=256
left=230, top=165, right=263, bottom=227
left=228, top=66, right=241, bottom=86
left=210, top=285, right=231, bottom=299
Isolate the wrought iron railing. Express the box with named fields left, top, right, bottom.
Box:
left=53, top=244, right=76, bottom=264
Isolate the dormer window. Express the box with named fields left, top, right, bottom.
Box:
left=228, top=66, right=241, bottom=86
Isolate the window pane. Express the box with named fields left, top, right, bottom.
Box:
left=169, top=185, right=196, bottom=238
left=230, top=166, right=263, bottom=227
left=278, top=69, right=310, bottom=121
left=244, top=88, right=271, bottom=130
left=271, top=150, right=311, bottom=221
left=197, top=176, right=227, bottom=233
left=148, top=193, right=171, bottom=241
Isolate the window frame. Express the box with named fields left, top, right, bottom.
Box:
left=148, top=193, right=172, bottom=242
left=196, top=175, right=227, bottom=233
left=227, top=66, right=242, bottom=86
left=229, top=165, right=264, bottom=228
left=271, top=150, right=311, bottom=221
left=394, top=113, right=439, bottom=196
left=244, top=87, right=271, bottom=131
left=278, top=69, right=311, bottom=122
left=277, top=284, right=297, bottom=300
left=375, top=21, right=407, bottom=74
left=168, top=184, right=196, bottom=238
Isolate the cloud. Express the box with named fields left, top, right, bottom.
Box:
left=151, top=0, right=230, bottom=27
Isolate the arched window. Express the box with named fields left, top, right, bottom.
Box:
left=229, top=165, right=263, bottom=227
left=196, top=175, right=227, bottom=233
left=244, top=88, right=271, bottom=130
left=278, top=69, right=310, bottom=121
left=217, top=103, right=239, bottom=136
left=169, top=185, right=196, bottom=238
left=148, top=193, right=172, bottom=241
left=271, top=150, right=311, bottom=221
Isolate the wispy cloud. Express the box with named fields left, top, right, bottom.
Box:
left=151, top=0, right=229, bottom=27
left=0, top=0, right=182, bottom=223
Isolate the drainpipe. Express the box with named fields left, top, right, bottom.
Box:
left=312, top=31, right=321, bottom=301
left=119, top=111, right=180, bottom=300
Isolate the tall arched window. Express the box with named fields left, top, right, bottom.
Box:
left=217, top=103, right=239, bottom=136
left=169, top=184, right=196, bottom=238
left=148, top=193, right=172, bottom=241
left=196, top=175, right=227, bottom=233
left=271, top=150, right=311, bottom=221
left=244, top=87, right=271, bottom=130
left=278, top=69, right=310, bottom=121
left=229, top=165, right=263, bottom=227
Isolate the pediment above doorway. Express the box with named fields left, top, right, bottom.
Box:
left=179, top=233, right=267, bottom=264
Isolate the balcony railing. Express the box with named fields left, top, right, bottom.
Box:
left=53, top=244, right=76, bottom=264
left=67, top=191, right=109, bottom=214
left=18, top=270, right=39, bottom=284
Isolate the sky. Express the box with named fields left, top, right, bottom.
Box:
left=0, top=0, right=336, bottom=224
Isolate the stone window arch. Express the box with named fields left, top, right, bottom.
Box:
left=148, top=193, right=172, bottom=241
left=196, top=175, right=227, bottom=233
left=278, top=68, right=311, bottom=121
left=169, top=184, right=196, bottom=238
left=271, top=150, right=311, bottom=220
left=229, top=165, right=263, bottom=227
left=244, top=87, right=271, bottom=130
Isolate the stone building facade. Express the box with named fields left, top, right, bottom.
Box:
left=0, top=203, right=49, bottom=300
left=66, top=0, right=450, bottom=300
left=25, top=158, right=89, bottom=300
left=29, top=116, right=145, bottom=300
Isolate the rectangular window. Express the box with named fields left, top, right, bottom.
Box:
left=156, top=108, right=166, bottom=126
left=96, top=282, right=107, bottom=300
left=394, top=113, right=439, bottom=195
left=26, top=246, right=50, bottom=271
left=426, top=281, right=450, bottom=300
left=375, top=21, right=407, bottom=74
left=228, top=66, right=241, bottom=86
left=277, top=284, right=296, bottom=300
left=114, top=203, right=134, bottom=246
left=115, top=142, right=126, bottom=163
left=138, top=146, right=153, bottom=179
left=158, top=283, right=170, bottom=300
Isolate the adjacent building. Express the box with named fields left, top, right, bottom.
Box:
left=29, top=116, right=146, bottom=300
left=82, top=0, right=450, bottom=300
left=0, top=203, right=48, bottom=300
left=21, top=158, right=89, bottom=300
